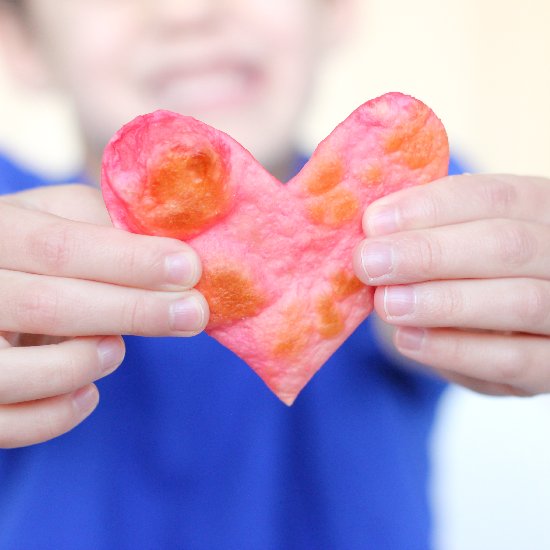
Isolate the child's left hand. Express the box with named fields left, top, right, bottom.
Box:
left=353, top=174, right=550, bottom=396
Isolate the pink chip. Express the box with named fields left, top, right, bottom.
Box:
left=102, top=92, right=449, bottom=404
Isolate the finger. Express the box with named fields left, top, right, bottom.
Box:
left=0, top=384, right=99, bottom=449
left=0, top=200, right=202, bottom=291
left=393, top=327, right=550, bottom=395
left=0, top=269, right=209, bottom=337
left=353, top=219, right=550, bottom=285
left=375, top=278, right=550, bottom=336
left=363, top=174, right=550, bottom=237
left=430, top=368, right=530, bottom=397
left=0, top=336, right=125, bottom=404
left=2, top=183, right=112, bottom=225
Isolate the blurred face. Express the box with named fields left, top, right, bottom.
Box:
left=15, top=0, right=342, bottom=177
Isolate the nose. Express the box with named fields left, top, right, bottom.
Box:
left=151, top=0, right=220, bottom=34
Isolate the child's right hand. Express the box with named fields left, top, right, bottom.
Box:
left=0, top=184, right=209, bottom=448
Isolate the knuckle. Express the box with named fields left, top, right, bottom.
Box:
left=119, top=241, right=164, bottom=281
left=494, top=345, right=528, bottom=384
left=38, top=407, right=64, bottom=443
left=440, top=331, right=468, bottom=364
left=16, top=283, right=60, bottom=333
left=412, top=235, right=443, bottom=277
left=36, top=401, right=78, bottom=444
left=478, top=177, right=518, bottom=215
left=26, top=222, right=73, bottom=272
left=48, top=352, right=82, bottom=393
left=415, top=193, right=444, bottom=226
left=121, top=294, right=150, bottom=335
left=118, top=242, right=142, bottom=274
left=515, top=282, right=550, bottom=327
left=492, top=222, right=537, bottom=268
left=434, top=285, right=465, bottom=319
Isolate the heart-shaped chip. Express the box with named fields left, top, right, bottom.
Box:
left=102, top=92, right=449, bottom=404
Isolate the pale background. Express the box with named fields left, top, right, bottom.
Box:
left=0, top=0, right=549, bottom=177
left=1, top=1, right=550, bottom=549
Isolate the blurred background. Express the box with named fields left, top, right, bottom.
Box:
left=1, top=0, right=549, bottom=548
left=1, top=0, right=549, bottom=178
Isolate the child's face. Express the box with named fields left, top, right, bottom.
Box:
left=17, top=0, right=344, bottom=175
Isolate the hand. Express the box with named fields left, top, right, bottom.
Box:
left=0, top=184, right=209, bottom=448
left=353, top=174, right=550, bottom=396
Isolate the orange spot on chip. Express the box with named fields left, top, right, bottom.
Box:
left=383, top=103, right=436, bottom=170
left=401, top=128, right=437, bottom=169
left=138, top=144, right=231, bottom=237
left=308, top=188, right=359, bottom=227
left=272, top=304, right=313, bottom=359
left=384, top=132, right=406, bottom=155
left=316, top=294, right=344, bottom=338
left=197, top=267, right=266, bottom=327
left=360, top=165, right=383, bottom=187
left=303, top=154, right=344, bottom=195
left=331, top=270, right=364, bottom=299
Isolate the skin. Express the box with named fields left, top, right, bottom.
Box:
left=0, top=0, right=349, bottom=447
left=1, top=1, right=549, bottom=447
left=3, top=0, right=343, bottom=181
left=0, top=184, right=209, bottom=447
left=353, top=174, right=550, bottom=397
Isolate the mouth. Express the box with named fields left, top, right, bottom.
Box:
left=147, top=61, right=262, bottom=113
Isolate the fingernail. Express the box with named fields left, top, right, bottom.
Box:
left=73, top=385, right=99, bottom=413
left=367, top=207, right=399, bottom=236
left=361, top=242, right=393, bottom=280
left=97, top=337, right=125, bottom=375
left=165, top=252, right=199, bottom=287
left=395, top=327, right=425, bottom=351
left=384, top=286, right=416, bottom=318
left=170, top=296, right=205, bottom=333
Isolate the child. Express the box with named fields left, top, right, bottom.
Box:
left=1, top=1, right=549, bottom=548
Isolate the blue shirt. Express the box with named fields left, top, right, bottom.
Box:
left=0, top=153, right=464, bottom=550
